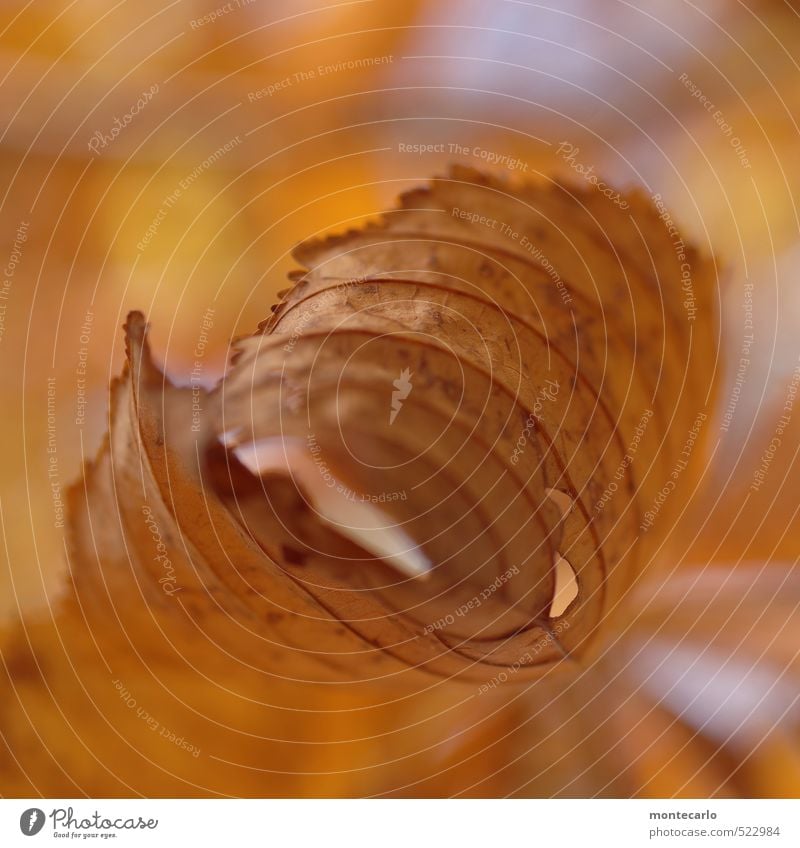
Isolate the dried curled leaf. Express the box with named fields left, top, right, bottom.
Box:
left=204, top=165, right=718, bottom=674
left=6, top=166, right=766, bottom=799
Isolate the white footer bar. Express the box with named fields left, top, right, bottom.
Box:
left=1, top=799, right=797, bottom=847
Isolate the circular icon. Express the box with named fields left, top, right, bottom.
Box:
left=19, top=809, right=45, bottom=836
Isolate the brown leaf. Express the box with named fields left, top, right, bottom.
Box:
left=2, top=167, right=727, bottom=796
left=209, top=165, right=718, bottom=672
